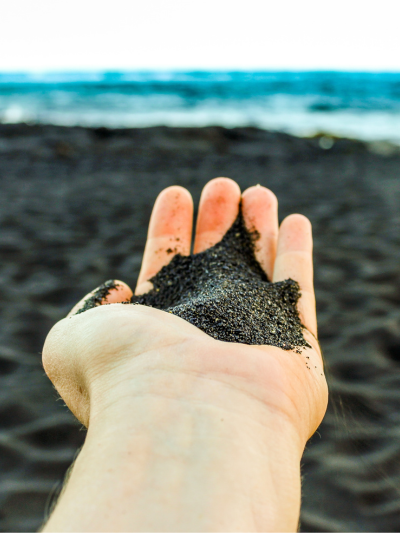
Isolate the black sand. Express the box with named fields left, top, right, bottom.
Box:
left=134, top=213, right=309, bottom=349
left=1, top=124, right=400, bottom=532
left=75, top=279, right=119, bottom=315
left=78, top=213, right=310, bottom=351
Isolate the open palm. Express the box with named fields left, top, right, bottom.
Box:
left=43, top=178, right=327, bottom=448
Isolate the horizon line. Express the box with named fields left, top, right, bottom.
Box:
left=1, top=68, right=400, bottom=75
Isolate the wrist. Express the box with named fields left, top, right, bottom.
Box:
left=46, top=348, right=304, bottom=532
left=80, top=379, right=302, bottom=532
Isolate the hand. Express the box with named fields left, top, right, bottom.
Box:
left=42, top=177, right=328, bottom=532
left=43, top=177, right=327, bottom=448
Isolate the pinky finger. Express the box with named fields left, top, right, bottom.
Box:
left=67, top=280, right=133, bottom=317
left=273, top=215, right=317, bottom=338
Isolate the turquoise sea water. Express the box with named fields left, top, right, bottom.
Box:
left=1, top=71, right=400, bottom=143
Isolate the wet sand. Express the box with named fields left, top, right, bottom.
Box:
left=1, top=124, right=400, bottom=531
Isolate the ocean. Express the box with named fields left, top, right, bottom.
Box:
left=1, top=71, right=400, bottom=143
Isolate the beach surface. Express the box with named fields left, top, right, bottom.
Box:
left=0, top=124, right=400, bottom=531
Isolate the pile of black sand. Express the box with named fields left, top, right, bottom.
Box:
left=77, top=213, right=310, bottom=351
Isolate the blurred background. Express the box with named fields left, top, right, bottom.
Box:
left=1, top=1, right=400, bottom=531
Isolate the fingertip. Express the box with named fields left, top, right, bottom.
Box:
left=206, top=176, right=241, bottom=193
left=149, top=186, right=194, bottom=239
left=242, top=185, right=278, bottom=231
left=67, top=280, right=133, bottom=317
left=278, top=214, right=313, bottom=253
left=281, top=213, right=312, bottom=232
left=194, top=177, right=241, bottom=253
left=155, top=185, right=193, bottom=206
left=104, top=280, right=134, bottom=303
left=242, top=185, right=278, bottom=208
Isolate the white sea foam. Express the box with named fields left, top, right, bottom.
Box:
left=1, top=71, right=400, bottom=144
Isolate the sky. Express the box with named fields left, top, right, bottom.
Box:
left=1, top=0, right=400, bottom=72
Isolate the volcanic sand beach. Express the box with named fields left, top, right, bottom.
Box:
left=1, top=124, right=400, bottom=531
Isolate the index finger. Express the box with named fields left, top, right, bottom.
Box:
left=136, top=186, right=193, bottom=294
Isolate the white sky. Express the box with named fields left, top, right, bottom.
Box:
left=1, top=0, right=400, bottom=72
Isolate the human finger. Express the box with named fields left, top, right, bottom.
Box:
left=241, top=185, right=278, bottom=281
left=67, top=280, right=133, bottom=317
left=136, top=186, right=193, bottom=295
left=273, top=214, right=317, bottom=337
left=193, top=177, right=241, bottom=253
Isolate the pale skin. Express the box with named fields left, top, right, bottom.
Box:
left=42, top=177, right=328, bottom=532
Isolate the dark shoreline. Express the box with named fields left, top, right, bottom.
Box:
left=1, top=124, right=400, bottom=531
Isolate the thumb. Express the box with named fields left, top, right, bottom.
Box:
left=68, top=280, right=133, bottom=317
